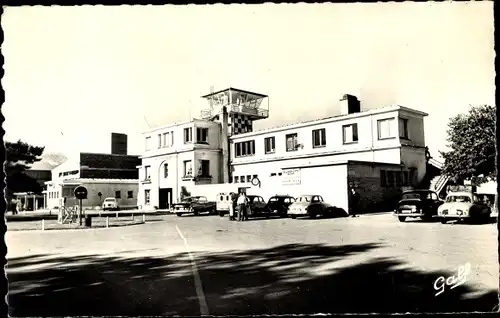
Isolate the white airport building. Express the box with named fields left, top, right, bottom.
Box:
left=138, top=88, right=429, bottom=213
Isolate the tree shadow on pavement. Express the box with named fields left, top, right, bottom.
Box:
left=7, top=243, right=498, bottom=316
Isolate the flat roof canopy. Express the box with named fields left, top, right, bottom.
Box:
left=201, top=87, right=268, bottom=99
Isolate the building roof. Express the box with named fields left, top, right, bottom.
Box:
left=232, top=105, right=429, bottom=140
left=141, top=118, right=218, bottom=134
left=29, top=152, right=68, bottom=171
left=201, top=87, right=268, bottom=99
left=45, top=178, right=139, bottom=185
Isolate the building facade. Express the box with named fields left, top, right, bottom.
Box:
left=45, top=134, right=141, bottom=210
left=138, top=119, right=224, bottom=209
left=138, top=88, right=429, bottom=212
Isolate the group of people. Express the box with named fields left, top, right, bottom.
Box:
left=229, top=191, right=250, bottom=221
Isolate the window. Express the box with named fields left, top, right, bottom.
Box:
left=343, top=124, right=358, bottom=144
left=164, top=164, right=168, bottom=178
left=199, top=160, right=210, bottom=177
left=264, top=136, right=276, bottom=154
left=234, top=176, right=239, bottom=183
left=387, top=171, right=395, bottom=186
left=246, top=175, right=251, bottom=182
left=403, top=171, right=409, bottom=186
left=184, top=127, right=193, bottom=143
left=144, top=166, right=151, bottom=180
left=399, top=118, right=409, bottom=139
left=252, top=174, right=258, bottom=179
left=115, top=191, right=121, bottom=199
left=395, top=171, right=402, bottom=186
left=145, top=190, right=150, bottom=204
left=158, top=134, right=162, bottom=148
left=286, top=133, right=298, bottom=152
left=270, top=173, right=277, bottom=177
left=381, top=169, right=387, bottom=186
left=240, top=176, right=245, bottom=183
left=312, top=128, right=327, bottom=148
left=145, top=136, right=151, bottom=151
left=128, top=191, right=133, bottom=199
left=235, top=140, right=255, bottom=157
left=196, top=127, right=209, bottom=144
left=377, top=118, right=395, bottom=139
left=183, top=160, right=193, bottom=177
left=163, top=132, right=174, bottom=147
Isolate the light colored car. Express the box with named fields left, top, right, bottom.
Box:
left=287, top=195, right=333, bottom=219
left=102, top=197, right=119, bottom=211
left=437, top=191, right=491, bottom=224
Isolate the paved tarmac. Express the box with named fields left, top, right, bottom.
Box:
left=6, top=213, right=498, bottom=315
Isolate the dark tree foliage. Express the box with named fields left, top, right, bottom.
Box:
left=5, top=140, right=45, bottom=198
left=440, top=105, right=496, bottom=185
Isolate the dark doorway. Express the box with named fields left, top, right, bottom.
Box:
left=238, top=187, right=250, bottom=194
left=159, top=188, right=173, bottom=210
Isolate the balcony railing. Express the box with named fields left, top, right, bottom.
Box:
left=201, top=104, right=269, bottom=119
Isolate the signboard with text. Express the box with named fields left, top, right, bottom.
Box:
left=282, top=168, right=301, bottom=186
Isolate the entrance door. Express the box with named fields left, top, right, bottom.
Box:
left=159, top=188, right=173, bottom=209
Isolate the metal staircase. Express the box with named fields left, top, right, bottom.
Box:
left=429, top=174, right=450, bottom=195
left=427, top=158, right=449, bottom=195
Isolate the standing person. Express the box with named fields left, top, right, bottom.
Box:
left=229, top=193, right=237, bottom=221
left=349, top=187, right=360, bottom=217
left=237, top=191, right=247, bottom=221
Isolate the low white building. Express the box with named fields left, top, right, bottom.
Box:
left=138, top=88, right=429, bottom=213
left=45, top=134, right=141, bottom=210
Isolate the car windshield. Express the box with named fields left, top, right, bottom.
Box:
left=402, top=193, right=422, bottom=200
left=446, top=195, right=472, bottom=203
left=298, top=196, right=312, bottom=202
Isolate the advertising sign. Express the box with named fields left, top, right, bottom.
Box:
left=282, top=168, right=301, bottom=186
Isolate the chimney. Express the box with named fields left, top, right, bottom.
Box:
left=111, top=133, right=128, bottom=155
left=339, top=94, right=360, bottom=115
left=220, top=106, right=230, bottom=183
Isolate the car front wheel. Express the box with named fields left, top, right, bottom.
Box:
left=440, top=218, right=447, bottom=224
left=176, top=213, right=182, bottom=217
left=291, top=215, right=297, bottom=219
left=398, top=216, right=406, bottom=222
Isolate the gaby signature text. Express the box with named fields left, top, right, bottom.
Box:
left=434, top=262, right=471, bottom=296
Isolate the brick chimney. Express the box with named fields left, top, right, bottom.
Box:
left=111, top=133, right=128, bottom=155
left=339, top=94, right=360, bottom=116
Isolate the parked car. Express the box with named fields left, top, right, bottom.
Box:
left=394, top=190, right=443, bottom=222
left=235, top=195, right=272, bottom=218
left=102, top=197, right=119, bottom=211
left=438, top=191, right=491, bottom=224
left=172, top=196, right=217, bottom=217
left=267, top=195, right=296, bottom=217
left=287, top=195, right=334, bottom=219
left=216, top=192, right=237, bottom=217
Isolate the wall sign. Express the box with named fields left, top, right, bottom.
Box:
left=282, top=168, right=301, bottom=186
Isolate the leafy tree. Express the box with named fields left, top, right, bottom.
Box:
left=440, top=105, right=496, bottom=185
left=4, top=140, right=45, bottom=204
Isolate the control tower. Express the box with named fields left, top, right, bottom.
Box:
left=201, top=87, right=269, bottom=136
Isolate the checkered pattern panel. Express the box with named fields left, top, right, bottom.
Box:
left=230, top=114, right=253, bottom=135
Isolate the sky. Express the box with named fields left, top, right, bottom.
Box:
left=2, top=2, right=495, bottom=160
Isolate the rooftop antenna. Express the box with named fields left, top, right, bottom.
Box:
left=143, top=116, right=151, bottom=129
left=210, top=85, right=214, bottom=117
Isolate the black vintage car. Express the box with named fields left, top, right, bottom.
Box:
left=172, top=196, right=217, bottom=217
left=235, top=195, right=272, bottom=218
left=267, top=195, right=296, bottom=217
left=394, top=190, right=444, bottom=222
